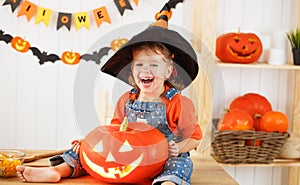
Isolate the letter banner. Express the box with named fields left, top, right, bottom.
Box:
left=74, top=12, right=90, bottom=30
left=114, top=0, right=133, bottom=16
left=57, top=12, right=72, bottom=31
left=93, top=6, right=111, bottom=27
left=2, top=0, right=141, bottom=31
left=35, top=7, right=52, bottom=26
left=2, top=0, right=22, bottom=12
left=17, top=0, right=37, bottom=21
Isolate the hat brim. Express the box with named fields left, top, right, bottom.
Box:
left=101, top=26, right=198, bottom=89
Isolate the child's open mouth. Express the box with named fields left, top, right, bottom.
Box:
left=141, top=78, right=153, bottom=84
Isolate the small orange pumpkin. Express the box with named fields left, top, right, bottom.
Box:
left=110, top=38, right=128, bottom=51
left=11, top=36, right=30, bottom=53
left=216, top=31, right=263, bottom=63
left=61, top=51, right=81, bottom=65
left=259, top=111, right=289, bottom=133
left=229, top=93, right=272, bottom=131
left=217, top=110, right=254, bottom=131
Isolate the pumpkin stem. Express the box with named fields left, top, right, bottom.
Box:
left=254, top=113, right=262, bottom=119
left=223, top=108, right=230, bottom=114
left=237, top=27, right=240, bottom=33
left=120, top=116, right=129, bottom=131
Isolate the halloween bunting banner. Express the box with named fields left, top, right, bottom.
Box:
left=0, top=29, right=129, bottom=65
left=2, top=0, right=138, bottom=31
left=114, top=0, right=133, bottom=16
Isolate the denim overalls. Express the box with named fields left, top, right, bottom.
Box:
left=126, top=88, right=193, bottom=185
left=50, top=87, right=193, bottom=185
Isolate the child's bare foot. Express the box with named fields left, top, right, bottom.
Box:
left=16, top=166, right=61, bottom=183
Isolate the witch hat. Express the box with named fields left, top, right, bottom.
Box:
left=101, top=0, right=198, bottom=90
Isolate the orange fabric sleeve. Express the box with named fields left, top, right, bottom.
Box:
left=110, top=92, right=129, bottom=125
left=165, top=95, right=202, bottom=140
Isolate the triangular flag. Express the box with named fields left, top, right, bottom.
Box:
left=114, top=0, right=133, bottom=16
left=35, top=7, right=52, bottom=26
left=17, top=1, right=37, bottom=21
left=2, top=0, right=22, bottom=12
left=57, top=12, right=72, bottom=31
left=133, top=0, right=139, bottom=5
left=74, top=12, right=90, bottom=30
left=93, top=6, right=111, bottom=27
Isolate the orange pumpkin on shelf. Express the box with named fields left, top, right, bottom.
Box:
left=110, top=38, right=128, bottom=51
left=11, top=36, right=30, bottom=53
left=216, top=31, right=263, bottom=63
left=61, top=51, right=81, bottom=65
left=229, top=93, right=272, bottom=130
left=217, top=110, right=254, bottom=131
left=80, top=121, right=168, bottom=183
left=259, top=111, right=289, bottom=133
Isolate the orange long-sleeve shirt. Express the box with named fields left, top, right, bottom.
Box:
left=111, top=87, right=202, bottom=141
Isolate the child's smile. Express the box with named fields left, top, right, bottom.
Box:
left=131, top=49, right=173, bottom=99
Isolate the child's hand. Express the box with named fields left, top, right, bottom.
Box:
left=168, top=140, right=179, bottom=157
left=71, top=139, right=82, bottom=154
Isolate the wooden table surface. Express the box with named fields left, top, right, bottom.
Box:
left=0, top=150, right=239, bottom=185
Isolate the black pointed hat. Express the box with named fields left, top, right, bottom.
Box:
left=101, top=1, right=198, bottom=89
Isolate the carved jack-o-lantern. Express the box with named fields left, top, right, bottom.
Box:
left=110, top=38, right=128, bottom=51
left=61, top=51, right=81, bottom=65
left=11, top=36, right=30, bottom=53
left=216, top=32, right=263, bottom=63
left=80, top=122, right=168, bottom=183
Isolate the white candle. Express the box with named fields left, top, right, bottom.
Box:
left=268, top=48, right=286, bottom=65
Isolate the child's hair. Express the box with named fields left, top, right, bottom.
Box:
left=128, top=42, right=185, bottom=90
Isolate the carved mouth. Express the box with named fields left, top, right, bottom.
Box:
left=64, top=57, right=76, bottom=64
left=82, top=151, right=144, bottom=179
left=15, top=44, right=26, bottom=51
left=229, top=45, right=260, bottom=59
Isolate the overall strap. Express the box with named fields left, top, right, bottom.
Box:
left=163, top=88, right=180, bottom=100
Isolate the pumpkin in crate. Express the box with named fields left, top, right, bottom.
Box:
left=216, top=31, right=263, bottom=63
left=80, top=119, right=168, bottom=183
left=217, top=110, right=254, bottom=131
left=259, top=111, right=289, bottom=133
left=11, top=36, right=30, bottom=53
left=229, top=93, right=272, bottom=130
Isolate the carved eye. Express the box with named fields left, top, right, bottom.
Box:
left=93, top=140, right=104, bottom=152
left=119, top=140, right=133, bottom=152
left=249, top=38, right=256, bottom=44
left=234, top=36, right=240, bottom=43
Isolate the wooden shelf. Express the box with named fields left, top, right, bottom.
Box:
left=217, top=61, right=300, bottom=70
left=211, top=155, right=300, bottom=167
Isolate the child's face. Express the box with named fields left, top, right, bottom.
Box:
left=131, top=49, right=173, bottom=94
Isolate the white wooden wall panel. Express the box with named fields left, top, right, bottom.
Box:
left=243, top=0, right=263, bottom=33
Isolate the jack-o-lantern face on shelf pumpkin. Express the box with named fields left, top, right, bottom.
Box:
left=80, top=122, right=168, bottom=183
left=216, top=32, right=263, bottom=63
left=110, top=38, right=128, bottom=51
left=11, top=36, right=30, bottom=53
left=61, top=51, right=81, bottom=65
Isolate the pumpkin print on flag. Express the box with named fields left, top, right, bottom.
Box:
left=80, top=121, right=168, bottom=183
left=216, top=31, right=263, bottom=63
